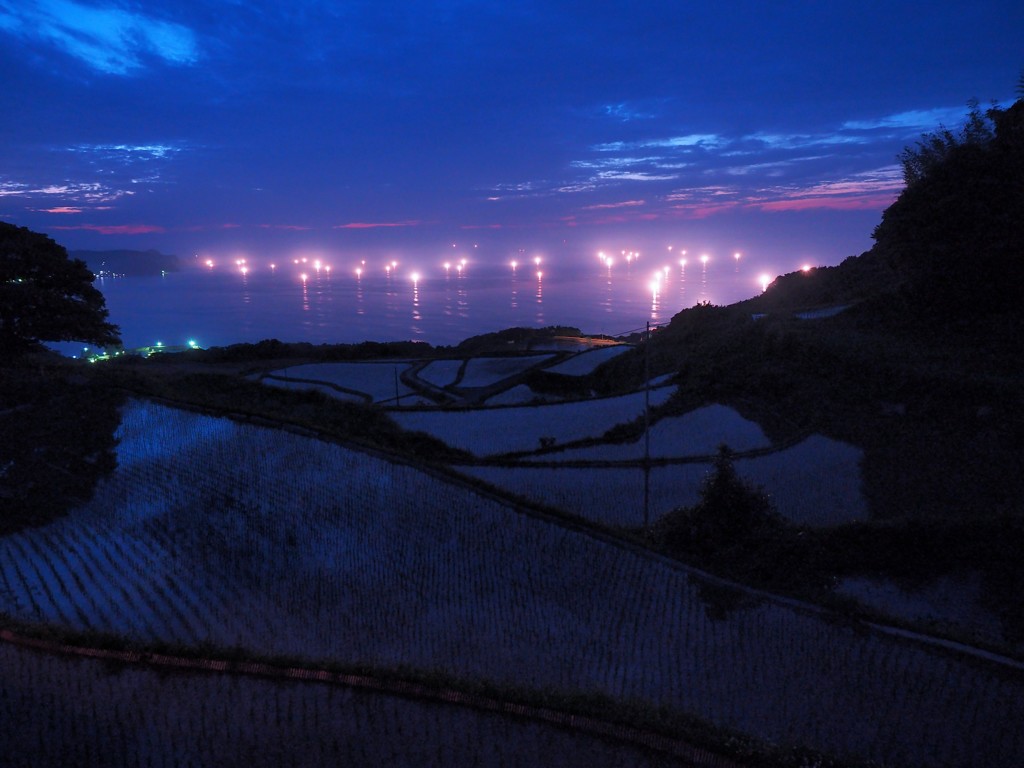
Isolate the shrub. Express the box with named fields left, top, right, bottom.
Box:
left=652, top=445, right=782, bottom=557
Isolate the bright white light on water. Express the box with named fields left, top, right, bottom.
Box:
left=510, top=260, right=518, bottom=270
left=411, top=272, right=420, bottom=283
left=300, top=273, right=308, bottom=282
left=701, top=254, right=709, bottom=265
left=536, top=270, right=543, bottom=280
left=679, top=259, right=687, bottom=268
left=534, top=256, right=542, bottom=266
left=270, top=263, right=276, bottom=270
left=734, top=252, right=741, bottom=260
left=205, top=259, right=214, bottom=268
left=314, top=260, right=322, bottom=271
left=443, top=262, right=451, bottom=271
left=355, top=267, right=362, bottom=277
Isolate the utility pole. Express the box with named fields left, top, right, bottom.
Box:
left=643, top=321, right=651, bottom=528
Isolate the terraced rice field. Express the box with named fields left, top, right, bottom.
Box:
left=390, top=386, right=677, bottom=456
left=1, top=400, right=1022, bottom=767
left=0, top=643, right=679, bottom=768
left=263, top=361, right=417, bottom=403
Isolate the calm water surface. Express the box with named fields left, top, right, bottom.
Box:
left=98, top=255, right=771, bottom=349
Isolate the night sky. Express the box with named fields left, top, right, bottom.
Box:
left=1, top=1, right=1020, bottom=267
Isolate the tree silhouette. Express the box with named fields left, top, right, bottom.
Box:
left=872, top=96, right=1024, bottom=315
left=653, top=445, right=781, bottom=557
left=0, top=222, right=121, bottom=355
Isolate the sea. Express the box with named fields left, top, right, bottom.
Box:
left=89, top=252, right=780, bottom=351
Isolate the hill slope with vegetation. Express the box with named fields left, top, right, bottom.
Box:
left=587, top=94, right=1024, bottom=650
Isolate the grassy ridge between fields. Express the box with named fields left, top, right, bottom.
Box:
left=0, top=618, right=867, bottom=768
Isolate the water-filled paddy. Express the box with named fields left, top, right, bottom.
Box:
left=1, top=400, right=1021, bottom=766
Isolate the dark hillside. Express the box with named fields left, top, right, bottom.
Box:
left=869, top=99, right=1024, bottom=317
left=588, top=96, right=1024, bottom=647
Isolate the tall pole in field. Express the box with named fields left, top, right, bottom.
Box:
left=643, top=321, right=651, bottom=528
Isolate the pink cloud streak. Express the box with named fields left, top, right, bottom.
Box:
left=51, top=223, right=166, bottom=235
left=333, top=220, right=422, bottom=229
left=756, top=193, right=898, bottom=212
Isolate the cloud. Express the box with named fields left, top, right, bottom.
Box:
left=571, top=156, right=661, bottom=170
left=596, top=171, right=677, bottom=182
left=593, top=134, right=724, bottom=152
left=69, top=143, right=184, bottom=162
left=0, top=179, right=133, bottom=203
left=333, top=220, right=423, bottom=229
left=0, top=0, right=198, bottom=74
left=755, top=195, right=896, bottom=212
left=666, top=200, right=742, bottom=220
left=600, top=101, right=663, bottom=122
left=753, top=166, right=904, bottom=212
left=51, top=223, right=165, bottom=235
left=743, top=132, right=868, bottom=150
left=666, top=186, right=739, bottom=202
left=841, top=107, right=972, bottom=132
left=582, top=200, right=646, bottom=210
left=36, top=206, right=82, bottom=214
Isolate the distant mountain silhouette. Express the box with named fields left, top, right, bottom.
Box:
left=71, top=248, right=180, bottom=276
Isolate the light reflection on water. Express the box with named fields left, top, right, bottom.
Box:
left=97, top=255, right=774, bottom=349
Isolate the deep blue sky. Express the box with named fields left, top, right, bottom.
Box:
left=1, top=1, right=1020, bottom=268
